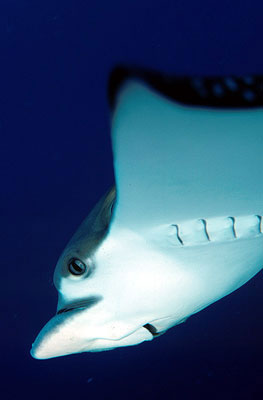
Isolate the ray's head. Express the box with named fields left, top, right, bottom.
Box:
left=31, top=186, right=169, bottom=359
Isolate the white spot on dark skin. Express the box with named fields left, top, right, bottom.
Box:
left=243, top=90, right=255, bottom=102
left=212, top=83, right=224, bottom=97
left=224, top=77, right=238, bottom=91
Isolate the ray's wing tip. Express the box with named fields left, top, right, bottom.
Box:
left=108, top=65, right=140, bottom=110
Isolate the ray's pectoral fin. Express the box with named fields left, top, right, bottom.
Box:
left=111, top=77, right=263, bottom=232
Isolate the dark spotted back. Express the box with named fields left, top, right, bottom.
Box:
left=108, top=67, right=263, bottom=109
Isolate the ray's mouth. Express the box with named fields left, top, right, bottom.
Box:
left=57, top=298, right=162, bottom=339
left=57, top=296, right=103, bottom=315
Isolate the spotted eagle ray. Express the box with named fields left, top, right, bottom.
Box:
left=31, top=68, right=263, bottom=359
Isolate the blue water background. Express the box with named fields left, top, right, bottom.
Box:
left=1, top=1, right=263, bottom=399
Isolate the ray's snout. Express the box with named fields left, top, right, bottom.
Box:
left=31, top=295, right=104, bottom=359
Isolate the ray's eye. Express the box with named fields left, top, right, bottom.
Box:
left=68, top=258, right=87, bottom=276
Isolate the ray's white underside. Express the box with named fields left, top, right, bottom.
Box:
left=31, top=78, right=263, bottom=359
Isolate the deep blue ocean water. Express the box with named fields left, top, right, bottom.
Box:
left=1, top=1, right=263, bottom=399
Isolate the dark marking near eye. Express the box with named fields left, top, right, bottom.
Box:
left=57, top=186, right=116, bottom=280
